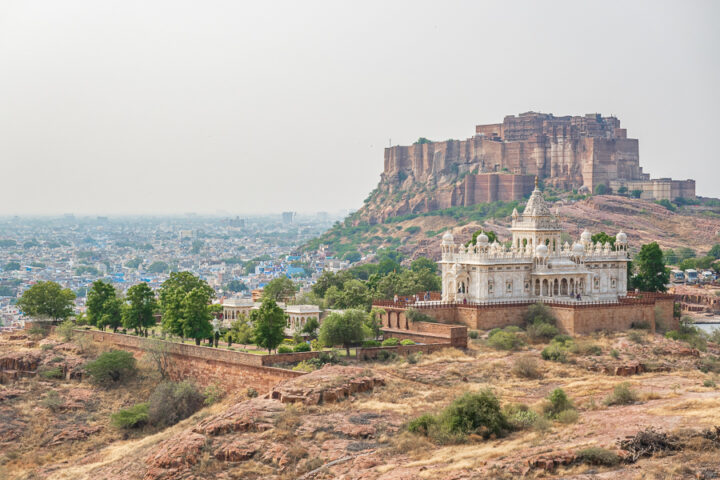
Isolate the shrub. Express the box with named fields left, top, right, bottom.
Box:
left=408, top=390, right=510, bottom=444
left=246, top=387, right=258, bottom=398
left=277, top=345, right=293, bottom=354
left=512, top=355, right=542, bottom=379
left=28, top=324, right=48, bottom=340
left=377, top=350, right=396, bottom=362
left=526, top=320, right=559, bottom=342
left=628, top=331, right=646, bottom=344
left=543, top=388, right=574, bottom=418
left=703, top=379, right=717, bottom=388
left=41, top=390, right=63, bottom=411
left=400, top=339, right=416, bottom=346
left=502, top=403, right=538, bottom=430
left=541, top=343, right=568, bottom=363
left=610, top=348, right=620, bottom=359
left=630, top=321, right=650, bottom=330
left=382, top=337, right=399, bottom=347
left=468, top=330, right=479, bottom=339
left=148, top=381, right=205, bottom=428
left=41, top=343, right=54, bottom=351
left=572, top=341, right=602, bottom=356
left=292, top=361, right=315, bottom=372
left=362, top=340, right=381, bottom=347
left=557, top=409, right=579, bottom=424
left=604, top=382, right=638, bottom=406
left=56, top=319, right=75, bottom=341
left=487, top=330, right=522, bottom=350
left=407, top=352, right=422, bottom=364
left=111, top=403, right=149, bottom=428
left=576, top=447, right=620, bottom=466
left=203, top=384, right=225, bottom=406
left=522, top=303, right=556, bottom=327
left=698, top=356, right=720, bottom=374
left=532, top=416, right=552, bottom=433
left=39, top=366, right=64, bottom=379
left=504, top=325, right=522, bottom=333
left=85, top=350, right=137, bottom=386
left=293, top=342, right=311, bottom=352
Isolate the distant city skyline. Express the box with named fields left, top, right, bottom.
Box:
left=1, top=0, right=718, bottom=214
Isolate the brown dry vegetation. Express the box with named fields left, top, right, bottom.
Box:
left=1, top=327, right=719, bottom=479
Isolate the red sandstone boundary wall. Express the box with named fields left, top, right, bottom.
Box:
left=375, top=293, right=677, bottom=335
left=80, top=330, right=305, bottom=393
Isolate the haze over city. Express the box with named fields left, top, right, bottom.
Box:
left=1, top=0, right=719, bottom=215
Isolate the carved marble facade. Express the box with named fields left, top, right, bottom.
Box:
left=439, top=181, right=629, bottom=304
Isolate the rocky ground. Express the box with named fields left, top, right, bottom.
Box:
left=2, top=327, right=719, bottom=479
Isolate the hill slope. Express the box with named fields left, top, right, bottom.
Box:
left=305, top=194, right=720, bottom=262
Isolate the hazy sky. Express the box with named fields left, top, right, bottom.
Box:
left=1, top=0, right=718, bottom=215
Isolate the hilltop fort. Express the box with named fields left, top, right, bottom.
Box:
left=363, top=112, right=695, bottom=223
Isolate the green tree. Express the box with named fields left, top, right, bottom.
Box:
left=4, top=261, right=21, bottom=271
left=594, top=183, right=609, bottom=195
left=410, top=256, right=438, bottom=274
left=87, top=281, right=122, bottom=331
left=367, top=308, right=385, bottom=340
left=301, top=317, right=320, bottom=340
left=319, top=309, right=368, bottom=356
left=676, top=247, right=697, bottom=261
left=17, top=281, right=75, bottom=323
left=125, top=257, right=143, bottom=269
left=262, top=276, right=297, bottom=302
left=147, top=261, right=169, bottom=274
left=312, top=270, right=350, bottom=297
left=631, top=242, right=669, bottom=292
left=251, top=298, right=287, bottom=353
left=224, top=280, right=247, bottom=293
left=181, top=288, right=213, bottom=344
left=229, top=314, right=254, bottom=348
left=326, top=279, right=371, bottom=310
left=466, top=230, right=497, bottom=247
left=85, top=350, right=137, bottom=386
left=343, top=251, right=361, bottom=263
left=159, top=272, right=215, bottom=345
left=709, top=244, right=720, bottom=260
left=630, top=189, right=642, bottom=199
left=123, top=282, right=157, bottom=335
left=591, top=232, right=615, bottom=247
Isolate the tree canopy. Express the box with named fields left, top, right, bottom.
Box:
left=122, top=282, right=157, bottom=334
left=630, top=242, right=669, bottom=292
left=17, top=281, right=75, bottom=323
left=591, top=232, right=615, bottom=247
left=87, top=280, right=123, bottom=331
left=319, top=309, right=368, bottom=356
left=159, top=272, right=215, bottom=345
left=251, top=298, right=287, bottom=353
left=262, top=276, right=297, bottom=302
left=466, top=230, right=497, bottom=247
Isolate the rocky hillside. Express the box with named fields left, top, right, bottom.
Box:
left=305, top=194, right=720, bottom=263
left=6, top=329, right=720, bottom=479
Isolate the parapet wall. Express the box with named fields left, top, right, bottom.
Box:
left=80, top=330, right=305, bottom=393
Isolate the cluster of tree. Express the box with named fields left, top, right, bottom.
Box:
left=663, top=244, right=720, bottom=272
left=628, top=242, right=669, bottom=292
left=306, top=253, right=440, bottom=310
left=86, top=280, right=158, bottom=335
